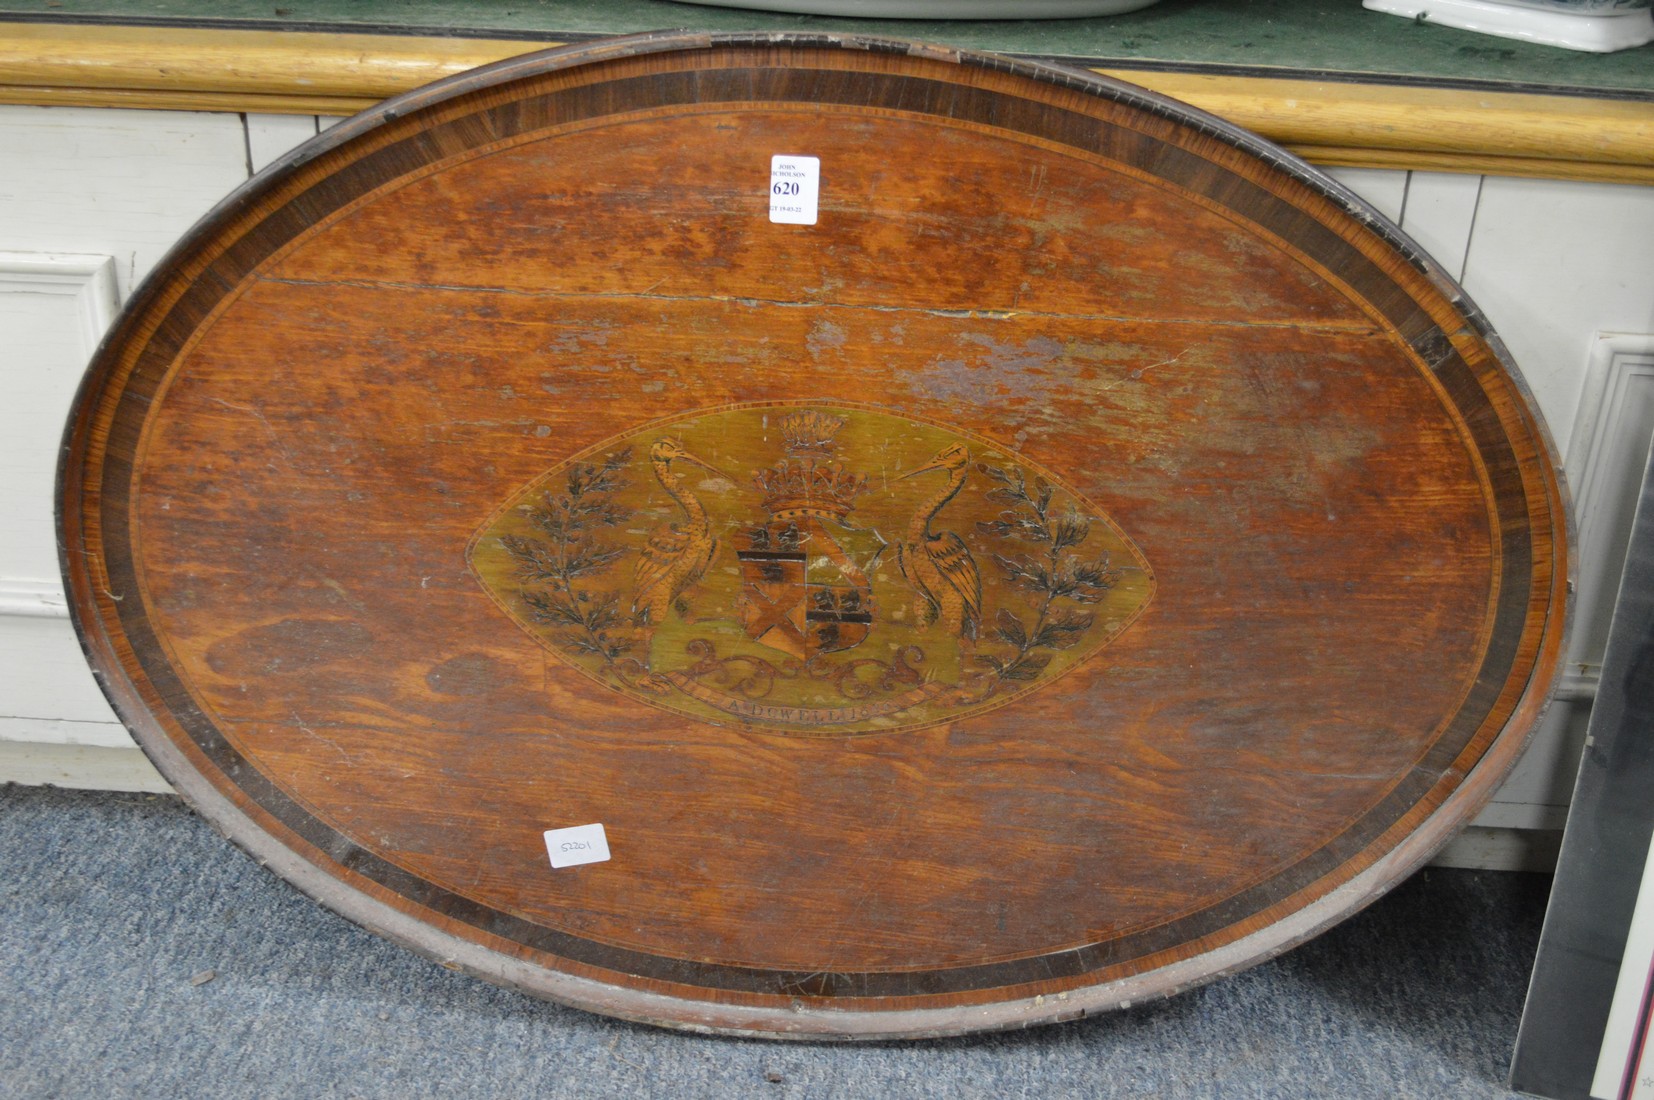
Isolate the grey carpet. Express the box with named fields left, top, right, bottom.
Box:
left=0, top=783, right=1548, bottom=1099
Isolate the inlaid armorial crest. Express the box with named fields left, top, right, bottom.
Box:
left=469, top=404, right=1155, bottom=736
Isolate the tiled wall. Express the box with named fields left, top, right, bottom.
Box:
left=3, top=105, right=1652, bottom=864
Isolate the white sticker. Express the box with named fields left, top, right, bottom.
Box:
left=543, top=822, right=610, bottom=869
left=769, top=154, right=819, bottom=225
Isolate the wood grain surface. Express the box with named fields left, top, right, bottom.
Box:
left=58, top=33, right=1569, bottom=1038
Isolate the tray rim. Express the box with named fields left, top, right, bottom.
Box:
left=55, top=29, right=1575, bottom=1039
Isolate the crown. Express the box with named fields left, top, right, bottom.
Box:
left=755, top=458, right=866, bottom=521
left=780, top=411, right=844, bottom=456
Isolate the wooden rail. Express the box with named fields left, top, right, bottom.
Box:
left=0, top=21, right=1651, bottom=182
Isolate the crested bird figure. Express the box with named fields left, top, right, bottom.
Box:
left=895, top=443, right=982, bottom=641
left=634, top=438, right=723, bottom=627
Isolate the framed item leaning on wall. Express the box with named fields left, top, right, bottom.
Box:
left=1513, top=435, right=1654, bottom=1100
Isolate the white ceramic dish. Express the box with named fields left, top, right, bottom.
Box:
left=1365, top=0, right=1654, bottom=53
left=674, top=0, right=1164, bottom=17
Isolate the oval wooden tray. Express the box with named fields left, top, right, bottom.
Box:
left=59, top=33, right=1569, bottom=1039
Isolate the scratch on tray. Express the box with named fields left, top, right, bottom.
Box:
left=319, top=578, right=367, bottom=612
left=258, top=276, right=1376, bottom=336
left=1100, top=351, right=1188, bottom=391
left=210, top=396, right=298, bottom=471
left=296, top=713, right=361, bottom=764
left=815, top=775, right=920, bottom=978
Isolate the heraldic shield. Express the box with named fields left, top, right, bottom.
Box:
left=737, top=412, right=879, bottom=661
left=736, top=521, right=877, bottom=660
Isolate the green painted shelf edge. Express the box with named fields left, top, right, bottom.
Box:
left=2, top=0, right=1651, bottom=97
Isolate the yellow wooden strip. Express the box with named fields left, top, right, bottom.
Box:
left=0, top=23, right=547, bottom=98
left=0, top=22, right=1649, bottom=181
left=1288, top=143, right=1654, bottom=185
left=6, top=85, right=1650, bottom=182
left=0, top=83, right=379, bottom=116
left=1099, top=70, right=1654, bottom=169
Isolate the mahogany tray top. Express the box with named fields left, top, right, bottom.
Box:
left=59, top=33, right=1569, bottom=1038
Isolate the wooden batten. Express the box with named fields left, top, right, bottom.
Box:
left=0, top=21, right=1650, bottom=182
left=1094, top=70, right=1654, bottom=184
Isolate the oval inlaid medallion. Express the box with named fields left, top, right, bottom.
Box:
left=469, top=404, right=1155, bottom=735
left=58, top=34, right=1568, bottom=1039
